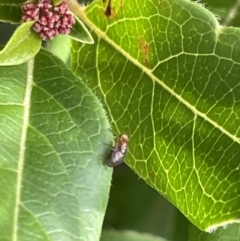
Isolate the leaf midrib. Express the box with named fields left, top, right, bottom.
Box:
left=13, top=59, right=34, bottom=241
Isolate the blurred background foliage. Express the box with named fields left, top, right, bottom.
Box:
left=1, top=0, right=240, bottom=240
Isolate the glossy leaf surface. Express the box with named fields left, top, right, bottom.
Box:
left=71, top=0, right=240, bottom=231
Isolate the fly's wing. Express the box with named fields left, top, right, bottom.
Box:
left=106, top=149, right=125, bottom=167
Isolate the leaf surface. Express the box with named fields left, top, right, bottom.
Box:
left=0, top=49, right=113, bottom=241
left=69, top=15, right=94, bottom=44
left=0, top=22, right=41, bottom=66
left=71, top=0, right=240, bottom=231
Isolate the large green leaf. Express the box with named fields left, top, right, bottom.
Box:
left=71, top=0, right=240, bottom=232
left=0, top=49, right=113, bottom=241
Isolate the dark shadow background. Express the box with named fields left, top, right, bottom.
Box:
left=103, top=164, right=189, bottom=241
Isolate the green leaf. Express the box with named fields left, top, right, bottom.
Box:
left=0, top=48, right=113, bottom=241
left=69, top=15, right=94, bottom=44
left=101, top=230, right=168, bottom=241
left=0, top=21, right=41, bottom=66
left=71, top=0, right=240, bottom=232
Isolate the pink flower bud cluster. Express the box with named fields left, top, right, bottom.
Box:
left=22, top=0, right=75, bottom=40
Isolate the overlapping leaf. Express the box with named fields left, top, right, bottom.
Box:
left=71, top=0, right=240, bottom=231
left=0, top=49, right=113, bottom=241
left=0, top=21, right=41, bottom=66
